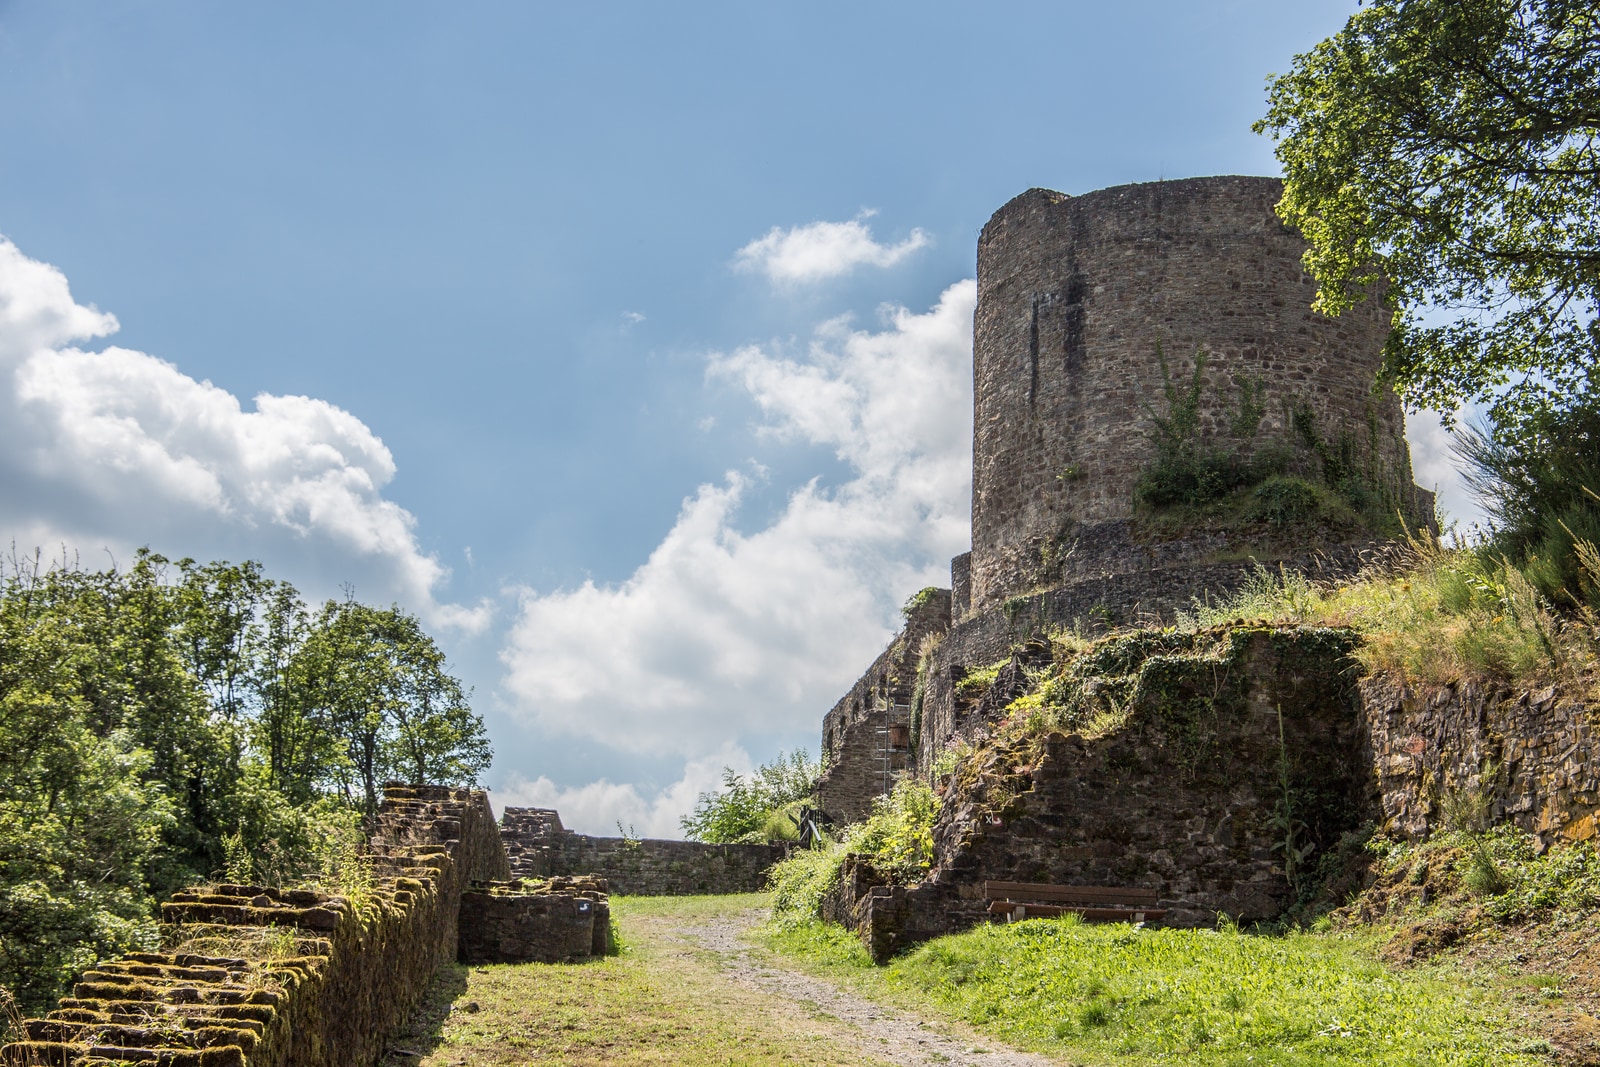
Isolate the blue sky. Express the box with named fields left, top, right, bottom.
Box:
left=0, top=1, right=1478, bottom=834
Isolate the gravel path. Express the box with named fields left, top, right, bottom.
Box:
left=671, top=909, right=1071, bottom=1067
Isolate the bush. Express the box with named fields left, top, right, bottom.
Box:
left=767, top=843, right=848, bottom=927
left=847, top=779, right=940, bottom=882
left=767, top=777, right=941, bottom=925
left=680, top=750, right=819, bottom=844
left=1251, top=475, right=1332, bottom=527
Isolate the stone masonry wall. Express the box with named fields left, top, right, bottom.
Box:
left=458, top=876, right=611, bottom=964
left=915, top=539, right=1385, bottom=775
left=969, top=177, right=1426, bottom=615
left=815, top=590, right=953, bottom=824
left=1362, top=676, right=1600, bottom=846
left=500, top=807, right=784, bottom=894
left=1, top=783, right=508, bottom=1067
left=832, top=628, right=1370, bottom=961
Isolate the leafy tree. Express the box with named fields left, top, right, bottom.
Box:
left=294, top=598, right=490, bottom=814
left=680, top=750, right=819, bottom=844
left=1256, top=0, right=1599, bottom=439
left=0, top=548, right=491, bottom=1013
left=0, top=556, right=171, bottom=1011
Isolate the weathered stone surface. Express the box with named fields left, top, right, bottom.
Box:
left=968, top=177, right=1428, bottom=616
left=1361, top=676, right=1600, bottom=846
left=815, top=591, right=952, bottom=824
left=500, top=808, right=783, bottom=894
left=458, top=878, right=611, bottom=964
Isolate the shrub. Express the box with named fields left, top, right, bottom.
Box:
left=680, top=750, right=820, bottom=844
left=846, top=778, right=940, bottom=882
left=767, top=843, right=848, bottom=927
left=767, top=778, right=941, bottom=925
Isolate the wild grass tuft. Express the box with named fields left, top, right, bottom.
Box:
left=1175, top=534, right=1600, bottom=695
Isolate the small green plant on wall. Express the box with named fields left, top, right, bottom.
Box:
left=1133, top=341, right=1398, bottom=535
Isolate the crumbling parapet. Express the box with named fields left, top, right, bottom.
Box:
left=814, top=589, right=952, bottom=824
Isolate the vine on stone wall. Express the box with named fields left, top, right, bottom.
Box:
left=1133, top=342, right=1402, bottom=537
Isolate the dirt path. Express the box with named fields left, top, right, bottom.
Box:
left=670, top=906, right=1066, bottom=1067
left=381, top=895, right=1072, bottom=1067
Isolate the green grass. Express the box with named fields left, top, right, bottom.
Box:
left=760, top=916, right=1543, bottom=1066
left=1174, top=537, right=1600, bottom=694
left=381, top=894, right=893, bottom=1067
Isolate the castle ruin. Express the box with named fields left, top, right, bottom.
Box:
left=818, top=175, right=1433, bottom=824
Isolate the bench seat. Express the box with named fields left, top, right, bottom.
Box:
left=981, top=880, right=1166, bottom=925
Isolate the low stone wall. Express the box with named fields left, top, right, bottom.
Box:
left=2, top=783, right=508, bottom=1067
left=1362, top=676, right=1600, bottom=845
left=459, top=877, right=610, bottom=963
left=500, top=807, right=784, bottom=894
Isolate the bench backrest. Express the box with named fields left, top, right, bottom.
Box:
left=982, top=880, right=1161, bottom=907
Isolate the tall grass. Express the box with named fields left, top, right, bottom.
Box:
left=1177, top=534, right=1600, bottom=694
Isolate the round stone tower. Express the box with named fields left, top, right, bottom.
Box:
left=967, top=176, right=1426, bottom=616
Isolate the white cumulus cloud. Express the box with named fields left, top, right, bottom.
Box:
left=499, top=280, right=976, bottom=756
left=491, top=744, right=752, bottom=839
left=1404, top=407, right=1488, bottom=531
left=733, top=210, right=931, bottom=285
left=0, top=234, right=487, bottom=630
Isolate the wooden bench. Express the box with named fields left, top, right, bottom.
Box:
left=982, top=880, right=1167, bottom=925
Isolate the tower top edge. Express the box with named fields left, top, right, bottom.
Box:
left=983, top=175, right=1285, bottom=237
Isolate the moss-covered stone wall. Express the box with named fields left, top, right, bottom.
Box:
left=1, top=784, right=508, bottom=1067
left=833, top=627, right=1370, bottom=961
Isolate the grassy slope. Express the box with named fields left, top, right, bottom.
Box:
left=760, top=915, right=1546, bottom=1066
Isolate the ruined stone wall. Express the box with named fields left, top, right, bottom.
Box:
left=1, top=784, right=509, bottom=1067
left=968, top=177, right=1425, bottom=615
left=1361, top=676, right=1600, bottom=845
left=815, top=590, right=952, bottom=824
left=833, top=628, right=1370, bottom=961
left=458, top=876, right=611, bottom=964
left=500, top=807, right=783, bottom=894
left=915, top=539, right=1384, bottom=774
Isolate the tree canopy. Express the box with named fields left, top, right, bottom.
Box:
left=1256, top=0, right=1599, bottom=438
left=0, top=549, right=489, bottom=1014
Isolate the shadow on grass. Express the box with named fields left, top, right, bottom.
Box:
left=379, top=961, right=469, bottom=1066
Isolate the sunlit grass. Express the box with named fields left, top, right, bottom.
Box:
left=761, top=915, right=1543, bottom=1066
left=1175, top=535, right=1599, bottom=694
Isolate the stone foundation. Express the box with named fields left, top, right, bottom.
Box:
left=458, top=877, right=611, bottom=963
